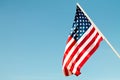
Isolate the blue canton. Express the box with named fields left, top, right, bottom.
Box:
left=70, top=6, right=92, bottom=41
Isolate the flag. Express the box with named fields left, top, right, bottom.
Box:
left=62, top=3, right=103, bottom=76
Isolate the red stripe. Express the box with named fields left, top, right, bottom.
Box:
left=75, top=36, right=103, bottom=76
left=66, top=36, right=72, bottom=44
left=63, top=67, right=69, bottom=76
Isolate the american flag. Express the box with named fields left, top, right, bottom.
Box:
left=62, top=4, right=103, bottom=76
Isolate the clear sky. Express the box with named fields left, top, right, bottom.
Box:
left=0, top=0, right=120, bottom=80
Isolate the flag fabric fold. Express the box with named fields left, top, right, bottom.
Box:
left=62, top=3, right=103, bottom=76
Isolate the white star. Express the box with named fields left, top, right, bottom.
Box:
left=83, top=23, right=85, bottom=25
left=80, top=34, right=82, bottom=36
left=77, top=20, right=79, bottom=22
left=73, top=34, right=76, bottom=37
left=80, top=30, right=82, bottom=32
left=76, top=37, right=79, bottom=40
left=80, top=23, right=82, bottom=25
left=74, top=27, right=76, bottom=30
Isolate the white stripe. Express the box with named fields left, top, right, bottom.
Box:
left=64, top=37, right=74, bottom=52
left=62, top=26, right=94, bottom=70
left=67, top=27, right=97, bottom=70
left=72, top=35, right=102, bottom=74
left=68, top=70, right=72, bottom=76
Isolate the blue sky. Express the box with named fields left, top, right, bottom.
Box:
left=0, top=0, right=120, bottom=80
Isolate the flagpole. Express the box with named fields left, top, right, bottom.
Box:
left=77, top=3, right=120, bottom=59
left=104, top=38, right=120, bottom=58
